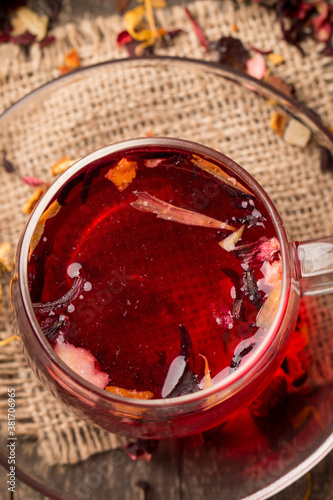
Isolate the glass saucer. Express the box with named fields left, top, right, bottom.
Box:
left=0, top=57, right=332, bottom=500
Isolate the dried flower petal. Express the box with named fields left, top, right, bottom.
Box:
left=39, top=35, right=56, bottom=48
left=22, top=176, right=46, bottom=187
left=230, top=342, right=256, bottom=372
left=235, top=236, right=280, bottom=265
left=290, top=405, right=325, bottom=431
left=117, top=30, right=133, bottom=47
left=191, top=155, right=252, bottom=195
left=283, top=119, right=311, bottom=148
left=105, top=158, right=138, bottom=191
left=0, top=243, right=12, bottom=274
left=131, top=191, right=236, bottom=230
left=256, top=280, right=282, bottom=329
left=124, top=439, right=158, bottom=461
left=105, top=386, right=154, bottom=399
left=50, top=157, right=77, bottom=176
left=22, top=187, right=47, bottom=215
left=268, top=53, right=285, bottom=66
left=184, top=6, right=209, bottom=53
left=246, top=53, right=266, bottom=80
left=124, top=6, right=153, bottom=42
left=162, top=324, right=192, bottom=398
left=270, top=111, right=287, bottom=136
left=144, top=158, right=164, bottom=168
left=10, top=7, right=49, bottom=42
left=199, top=354, right=212, bottom=388
left=219, top=225, right=245, bottom=251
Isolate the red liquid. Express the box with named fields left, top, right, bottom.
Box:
left=29, top=147, right=281, bottom=399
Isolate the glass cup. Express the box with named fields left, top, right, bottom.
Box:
left=10, top=137, right=333, bottom=440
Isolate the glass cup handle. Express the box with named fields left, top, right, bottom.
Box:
left=296, top=236, right=333, bottom=296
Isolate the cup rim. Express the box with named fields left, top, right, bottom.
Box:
left=17, top=136, right=292, bottom=408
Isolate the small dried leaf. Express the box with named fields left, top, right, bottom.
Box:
left=283, top=119, right=311, bottom=148
left=22, top=187, right=47, bottom=215
left=199, top=354, right=212, bottom=388
left=10, top=7, right=49, bottom=42
left=40, top=200, right=61, bottom=222
left=219, top=225, right=245, bottom=251
left=105, top=158, right=138, bottom=191
left=106, top=386, right=154, bottom=399
left=270, top=111, right=287, bottom=137
left=243, top=268, right=261, bottom=308
left=268, top=53, right=285, bottom=66
left=0, top=243, right=12, bottom=274
left=256, top=280, right=282, bottom=329
left=50, top=157, right=77, bottom=176
left=131, top=191, right=236, bottom=230
left=191, top=155, right=252, bottom=195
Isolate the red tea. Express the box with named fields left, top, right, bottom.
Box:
left=28, top=146, right=282, bottom=399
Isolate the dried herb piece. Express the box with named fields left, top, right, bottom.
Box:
left=54, top=342, right=110, bottom=388
left=184, top=6, right=209, bottom=53
left=191, top=155, right=252, bottom=195
left=131, top=191, right=236, bottom=230
left=219, top=225, right=245, bottom=251
left=232, top=297, right=245, bottom=321
left=124, top=439, right=158, bottom=461
left=1, top=151, right=15, bottom=173
left=164, top=365, right=200, bottom=398
left=33, top=274, right=83, bottom=314
left=234, top=236, right=280, bottom=265
left=50, top=157, right=77, bottom=176
left=162, top=324, right=192, bottom=398
left=105, top=386, right=154, bottom=399
left=40, top=315, right=69, bottom=342
left=242, top=268, right=261, bottom=308
left=0, top=335, right=20, bottom=348
left=59, top=48, right=80, bottom=74
left=268, top=53, right=285, bottom=66
left=0, top=243, right=12, bottom=274
left=320, top=147, right=333, bottom=172
left=230, top=342, right=255, bottom=372
left=256, top=280, right=282, bottom=329
left=199, top=354, right=212, bottom=388
left=105, top=158, right=138, bottom=192
left=22, top=186, right=48, bottom=215
left=267, top=75, right=295, bottom=98
left=210, top=36, right=250, bottom=71
left=270, top=111, right=287, bottom=136
left=29, top=200, right=61, bottom=258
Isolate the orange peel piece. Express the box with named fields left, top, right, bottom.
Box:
left=105, top=386, right=154, bottom=399
left=105, top=158, right=138, bottom=191
left=29, top=200, right=61, bottom=259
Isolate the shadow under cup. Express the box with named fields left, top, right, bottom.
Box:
left=11, top=137, right=299, bottom=440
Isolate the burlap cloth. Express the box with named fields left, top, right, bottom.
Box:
left=0, top=0, right=333, bottom=466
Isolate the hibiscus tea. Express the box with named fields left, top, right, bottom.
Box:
left=28, top=143, right=283, bottom=402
